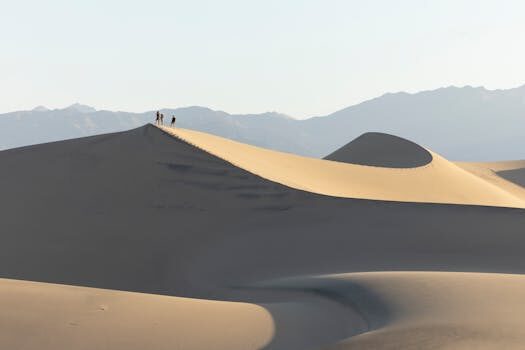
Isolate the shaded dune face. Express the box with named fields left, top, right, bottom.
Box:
left=315, top=272, right=525, bottom=350
left=498, top=167, right=525, bottom=188
left=324, top=132, right=433, bottom=168
left=2, top=124, right=525, bottom=349
left=1, top=124, right=524, bottom=298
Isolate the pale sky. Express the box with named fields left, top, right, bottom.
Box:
left=1, top=0, right=524, bottom=118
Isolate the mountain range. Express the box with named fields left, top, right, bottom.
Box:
left=1, top=85, right=525, bottom=160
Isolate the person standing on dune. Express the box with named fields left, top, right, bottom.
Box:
left=160, top=113, right=164, bottom=125
left=155, top=111, right=160, bottom=125
left=171, top=115, right=176, bottom=127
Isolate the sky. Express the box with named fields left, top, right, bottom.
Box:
left=1, top=0, right=525, bottom=118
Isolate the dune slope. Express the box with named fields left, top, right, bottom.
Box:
left=323, top=132, right=432, bottom=168
left=159, top=126, right=525, bottom=207
left=0, top=278, right=273, bottom=350
left=498, top=168, right=525, bottom=187
left=455, top=160, right=525, bottom=202
left=317, top=272, right=525, bottom=349
left=1, top=124, right=525, bottom=349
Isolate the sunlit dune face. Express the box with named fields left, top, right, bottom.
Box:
left=0, top=279, right=274, bottom=350
left=159, top=126, right=525, bottom=208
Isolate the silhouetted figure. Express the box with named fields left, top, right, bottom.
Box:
left=155, top=111, right=160, bottom=125
left=160, top=113, right=164, bottom=125
left=171, top=115, right=176, bottom=127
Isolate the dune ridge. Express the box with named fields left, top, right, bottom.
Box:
left=464, top=160, right=525, bottom=172
left=475, top=161, right=525, bottom=188
left=324, top=132, right=433, bottom=168
left=159, top=126, right=525, bottom=208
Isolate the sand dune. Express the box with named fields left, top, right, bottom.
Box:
left=315, top=272, right=525, bottom=349
left=0, top=278, right=273, bottom=350
left=251, top=271, right=525, bottom=349
left=476, top=160, right=525, bottom=188
left=159, top=126, right=525, bottom=208
left=2, top=124, right=525, bottom=349
left=464, top=159, right=525, bottom=172
left=324, top=132, right=433, bottom=168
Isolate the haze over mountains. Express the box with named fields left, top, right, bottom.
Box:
left=2, top=85, right=525, bottom=160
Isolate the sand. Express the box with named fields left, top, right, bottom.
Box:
left=0, top=278, right=273, bottom=350
left=159, top=126, right=525, bottom=207
left=474, top=160, right=525, bottom=188
left=463, top=160, right=525, bottom=172
left=324, top=132, right=433, bottom=168
left=454, top=161, right=525, bottom=202
left=1, top=123, right=525, bottom=349
left=317, top=272, right=525, bottom=349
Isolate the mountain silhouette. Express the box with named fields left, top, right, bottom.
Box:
left=1, top=85, right=525, bottom=160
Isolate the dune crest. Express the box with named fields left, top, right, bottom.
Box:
left=324, top=132, right=433, bottom=168
left=159, top=126, right=525, bottom=208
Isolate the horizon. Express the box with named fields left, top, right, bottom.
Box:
left=2, top=0, right=525, bottom=118
left=6, top=82, right=525, bottom=118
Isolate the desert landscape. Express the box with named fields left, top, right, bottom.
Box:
left=4, top=2, right=525, bottom=348
left=1, top=123, right=525, bottom=349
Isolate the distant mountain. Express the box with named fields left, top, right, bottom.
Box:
left=32, top=106, right=49, bottom=112
left=0, top=105, right=304, bottom=155
left=1, top=85, right=525, bottom=160
left=64, top=103, right=97, bottom=114
left=302, top=85, right=525, bottom=161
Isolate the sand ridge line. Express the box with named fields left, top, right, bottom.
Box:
left=157, top=125, right=525, bottom=208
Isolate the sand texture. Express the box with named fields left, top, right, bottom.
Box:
left=0, top=278, right=273, bottom=350
left=159, top=126, right=525, bottom=207
left=1, top=124, right=525, bottom=349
